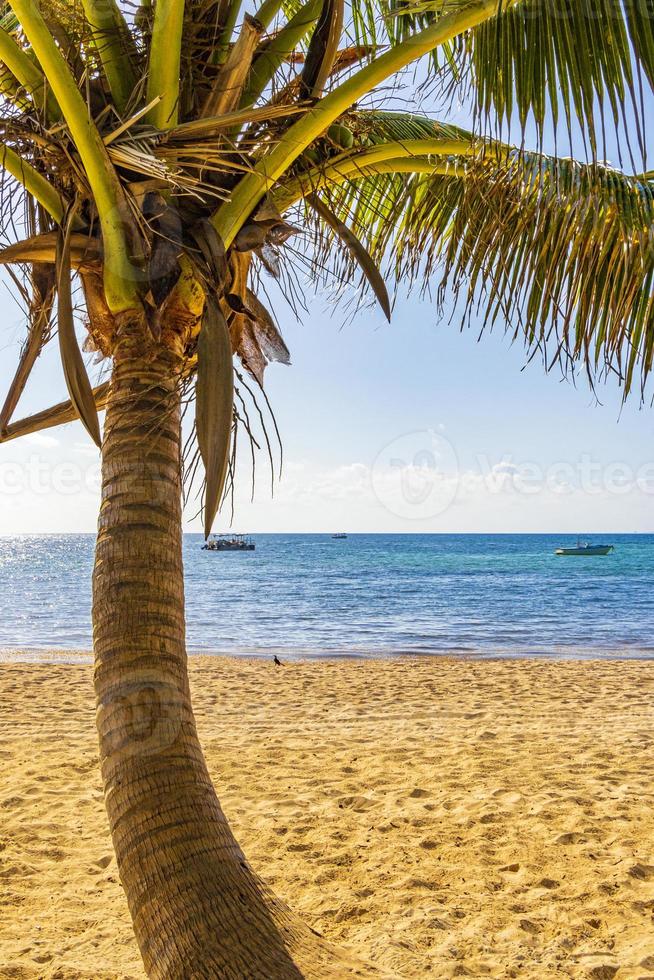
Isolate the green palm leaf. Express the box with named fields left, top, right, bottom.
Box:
left=458, top=0, right=654, bottom=164
left=306, top=138, right=654, bottom=397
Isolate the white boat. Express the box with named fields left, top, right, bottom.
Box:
left=332, top=532, right=347, bottom=539
left=555, top=538, right=614, bottom=556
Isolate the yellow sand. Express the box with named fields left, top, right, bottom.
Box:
left=2, top=656, right=654, bottom=980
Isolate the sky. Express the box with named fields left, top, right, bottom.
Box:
left=1, top=39, right=654, bottom=535
left=2, top=269, right=653, bottom=535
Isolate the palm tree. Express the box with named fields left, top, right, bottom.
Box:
left=0, top=0, right=653, bottom=974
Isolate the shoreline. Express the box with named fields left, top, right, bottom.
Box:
left=3, top=645, right=654, bottom=665
left=2, top=655, right=654, bottom=977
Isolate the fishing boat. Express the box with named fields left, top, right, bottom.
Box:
left=202, top=534, right=255, bottom=552
left=332, top=532, right=348, bottom=539
left=555, top=538, right=614, bottom=556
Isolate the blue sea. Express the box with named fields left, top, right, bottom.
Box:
left=0, top=533, right=652, bottom=659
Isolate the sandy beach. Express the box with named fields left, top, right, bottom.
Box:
left=1, top=655, right=654, bottom=979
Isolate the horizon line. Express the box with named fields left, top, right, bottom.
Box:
left=0, top=530, right=652, bottom=537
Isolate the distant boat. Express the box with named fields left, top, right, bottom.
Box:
left=202, top=534, right=255, bottom=552
left=332, top=532, right=348, bottom=540
left=555, top=538, right=614, bottom=556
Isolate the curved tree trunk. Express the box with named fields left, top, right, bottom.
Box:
left=92, top=320, right=381, bottom=979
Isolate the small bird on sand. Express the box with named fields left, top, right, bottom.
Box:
left=273, top=655, right=283, bottom=667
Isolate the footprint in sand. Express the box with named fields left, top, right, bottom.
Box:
left=629, top=863, right=654, bottom=880
left=39, top=847, right=65, bottom=862
left=492, top=789, right=523, bottom=805
left=588, top=966, right=619, bottom=980
left=405, top=877, right=439, bottom=891
left=334, top=903, right=368, bottom=923
left=32, top=952, right=53, bottom=964
left=556, top=832, right=588, bottom=845
left=425, top=916, right=449, bottom=930
left=337, top=795, right=375, bottom=812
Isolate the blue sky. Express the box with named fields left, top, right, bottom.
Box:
left=1, top=50, right=653, bottom=534
left=2, top=270, right=653, bottom=534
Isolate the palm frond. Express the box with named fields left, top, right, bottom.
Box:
left=300, top=0, right=344, bottom=98
left=146, top=0, right=185, bottom=128
left=434, top=153, right=654, bottom=397
left=300, top=142, right=654, bottom=398
left=349, top=108, right=475, bottom=144
left=241, top=0, right=322, bottom=107
left=271, top=109, right=477, bottom=208
left=56, top=213, right=102, bottom=447
left=0, top=232, right=101, bottom=268
left=212, top=0, right=501, bottom=245
left=202, top=14, right=264, bottom=117
left=81, top=0, right=140, bottom=113
left=0, top=382, right=110, bottom=444
left=306, top=190, right=391, bottom=318
left=0, top=264, right=54, bottom=433
left=0, top=22, right=59, bottom=116
left=458, top=0, right=654, bottom=166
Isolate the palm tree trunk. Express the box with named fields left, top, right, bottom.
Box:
left=92, top=318, right=378, bottom=979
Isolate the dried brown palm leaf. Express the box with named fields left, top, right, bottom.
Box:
left=0, top=232, right=101, bottom=268
left=103, top=98, right=161, bottom=146
left=245, top=287, right=291, bottom=365
left=56, top=216, right=102, bottom=447
left=165, top=102, right=304, bottom=142
left=107, top=141, right=188, bottom=190
left=233, top=200, right=301, bottom=251
left=229, top=310, right=267, bottom=385
left=189, top=218, right=228, bottom=286
left=289, top=43, right=376, bottom=70
left=0, top=264, right=55, bottom=433
left=202, top=14, right=264, bottom=118
left=196, top=297, right=235, bottom=537
left=266, top=44, right=376, bottom=109
left=0, top=382, right=110, bottom=444
left=227, top=249, right=251, bottom=305
left=80, top=269, right=115, bottom=358
left=300, top=0, right=344, bottom=99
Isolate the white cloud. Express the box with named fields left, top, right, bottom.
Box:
left=195, top=450, right=654, bottom=534
left=2, top=442, right=653, bottom=534
left=73, top=442, right=100, bottom=458
left=25, top=433, right=59, bottom=448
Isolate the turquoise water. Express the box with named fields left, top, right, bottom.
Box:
left=0, top=533, right=652, bottom=658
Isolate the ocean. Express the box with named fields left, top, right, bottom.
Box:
left=0, top=533, right=652, bottom=659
